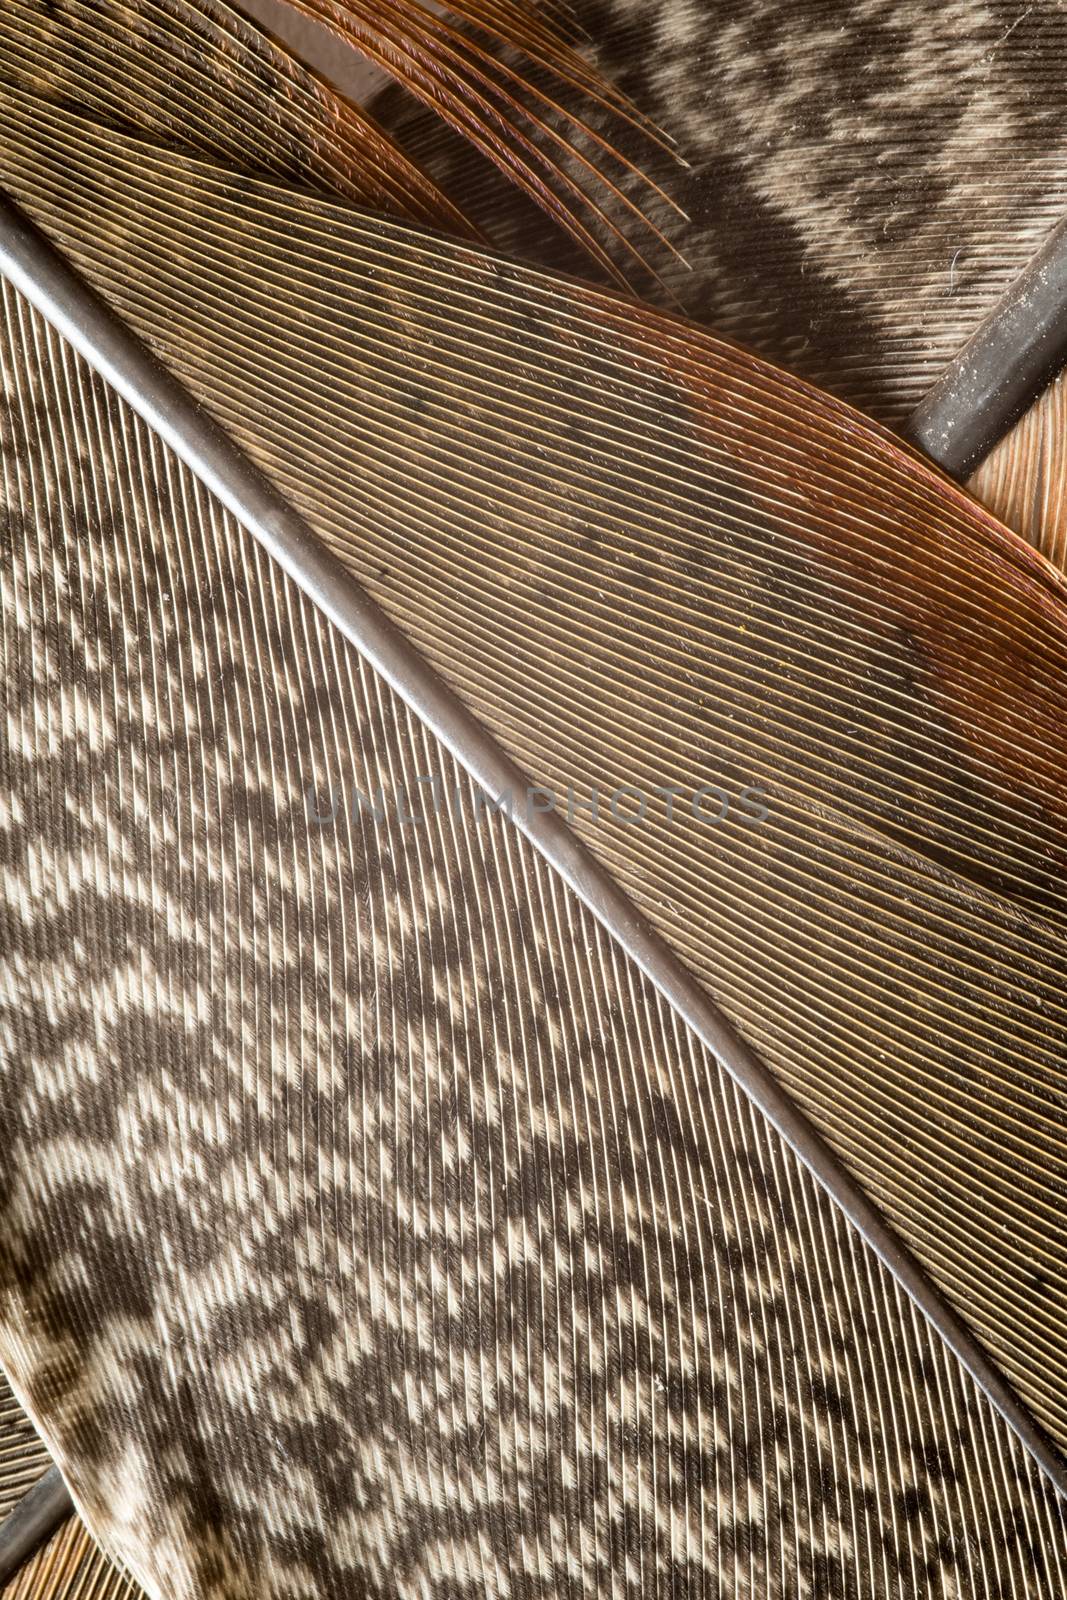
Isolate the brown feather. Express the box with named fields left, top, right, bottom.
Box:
left=265, top=0, right=682, bottom=286
left=970, top=370, right=1067, bottom=574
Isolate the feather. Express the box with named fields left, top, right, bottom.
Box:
left=0, top=1379, right=53, bottom=1529
left=368, top=0, right=1067, bottom=424
left=0, top=1469, right=74, bottom=1589
left=0, top=0, right=675, bottom=290
left=0, top=1515, right=135, bottom=1600
left=0, top=1, right=1066, bottom=1596
left=0, top=0, right=474, bottom=235
left=7, top=59, right=1067, bottom=1440
left=0, top=259, right=1065, bottom=1596
left=970, top=369, right=1067, bottom=573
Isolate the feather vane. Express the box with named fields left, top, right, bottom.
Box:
left=1, top=1, right=1066, bottom=1596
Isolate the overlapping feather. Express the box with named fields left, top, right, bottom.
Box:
left=971, top=370, right=1067, bottom=572
left=0, top=2, right=1066, bottom=1597
left=1, top=266, right=1065, bottom=1600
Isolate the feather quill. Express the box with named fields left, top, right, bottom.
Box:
left=5, top=69, right=1065, bottom=1441
left=0, top=1, right=1066, bottom=1596
left=0, top=248, right=1065, bottom=1595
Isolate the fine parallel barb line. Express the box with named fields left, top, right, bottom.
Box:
left=1, top=193, right=1063, bottom=1506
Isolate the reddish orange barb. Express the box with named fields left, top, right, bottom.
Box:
left=0, top=0, right=682, bottom=286
left=272, top=0, right=685, bottom=289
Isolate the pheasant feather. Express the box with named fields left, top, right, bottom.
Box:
left=0, top=3, right=1065, bottom=1597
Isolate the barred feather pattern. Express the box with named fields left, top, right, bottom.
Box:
left=2, top=276, right=1067, bottom=1600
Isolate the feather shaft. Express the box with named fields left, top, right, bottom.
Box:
left=1, top=188, right=1063, bottom=1500
left=0, top=1468, right=73, bottom=1586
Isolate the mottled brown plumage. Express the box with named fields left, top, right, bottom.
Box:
left=2, top=274, right=1065, bottom=1596
left=1, top=3, right=1066, bottom=1598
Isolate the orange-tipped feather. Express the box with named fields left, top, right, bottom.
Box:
left=269, top=0, right=683, bottom=285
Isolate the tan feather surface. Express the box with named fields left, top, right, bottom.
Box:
left=970, top=370, right=1067, bottom=573
left=1, top=1373, right=120, bottom=1600
left=0, top=0, right=475, bottom=233
left=0, top=1378, right=51, bottom=1526
left=1, top=1515, right=137, bottom=1600
left=2, top=62, right=1065, bottom=1458
left=1, top=270, right=1066, bottom=1598
left=2, top=2, right=1067, bottom=1593
left=0, top=0, right=673, bottom=286
left=361, top=0, right=1067, bottom=427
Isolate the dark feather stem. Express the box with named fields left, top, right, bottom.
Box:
left=0, top=1466, right=74, bottom=1583
left=0, top=192, right=1062, bottom=1502
left=905, top=216, right=1067, bottom=479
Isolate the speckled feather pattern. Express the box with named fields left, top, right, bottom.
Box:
left=1, top=280, right=1066, bottom=1599
left=2, top=2, right=1067, bottom=1596
left=5, top=95, right=1064, bottom=1458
